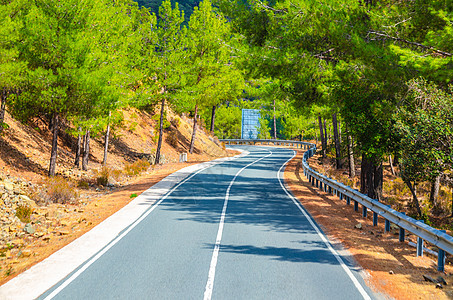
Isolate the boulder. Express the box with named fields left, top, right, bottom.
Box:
left=24, top=224, right=35, bottom=234
left=3, top=181, right=14, bottom=192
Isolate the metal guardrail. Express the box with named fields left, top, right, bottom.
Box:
left=221, top=138, right=453, bottom=272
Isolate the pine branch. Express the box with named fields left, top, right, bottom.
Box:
left=368, top=31, right=452, bottom=57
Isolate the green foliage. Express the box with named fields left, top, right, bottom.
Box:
left=257, top=117, right=271, bottom=139
left=136, top=0, right=198, bottom=24
left=214, top=105, right=241, bottom=139
left=394, top=79, right=453, bottom=185
left=130, top=193, right=138, bottom=198
left=152, top=112, right=171, bottom=129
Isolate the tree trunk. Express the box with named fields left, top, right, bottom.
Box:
left=406, top=180, right=422, bottom=217
left=323, top=118, right=327, bottom=145
left=74, top=127, right=82, bottom=168
left=0, top=89, right=7, bottom=133
left=103, top=112, right=111, bottom=166
left=451, top=187, right=453, bottom=217
left=155, top=98, right=166, bottom=165
left=360, top=152, right=383, bottom=200
left=318, top=114, right=326, bottom=158
left=273, top=98, right=277, bottom=139
left=82, top=129, right=90, bottom=171
left=389, top=155, right=396, bottom=176
left=210, top=105, right=216, bottom=134
left=332, top=113, right=341, bottom=169
left=48, top=113, right=59, bottom=177
left=347, top=131, right=355, bottom=178
left=189, top=104, right=198, bottom=154
left=430, top=175, right=441, bottom=208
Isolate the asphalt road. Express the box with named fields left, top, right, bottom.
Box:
left=38, top=146, right=378, bottom=300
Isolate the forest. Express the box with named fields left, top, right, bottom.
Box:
left=0, top=0, right=452, bottom=225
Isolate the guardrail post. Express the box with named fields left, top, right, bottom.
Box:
left=438, top=230, right=446, bottom=272
left=346, top=196, right=350, bottom=205
left=339, top=193, right=343, bottom=200
left=373, top=211, right=378, bottom=226
left=399, top=212, right=406, bottom=242
left=362, top=205, right=367, bottom=218
left=319, top=181, right=323, bottom=190
left=354, top=200, right=359, bottom=212
left=384, top=205, right=391, bottom=232
left=416, top=220, right=424, bottom=257
left=328, top=186, right=332, bottom=194
left=315, top=179, right=319, bottom=188
left=324, top=183, right=327, bottom=193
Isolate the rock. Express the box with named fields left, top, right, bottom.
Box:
left=58, top=230, right=70, bottom=235
left=437, top=276, right=447, bottom=285
left=3, top=181, right=14, bottom=192
left=18, top=195, right=36, bottom=207
left=60, top=220, right=71, bottom=227
left=107, top=178, right=117, bottom=186
left=436, top=283, right=443, bottom=289
left=42, top=235, right=51, bottom=241
left=18, top=195, right=31, bottom=202
left=389, top=270, right=394, bottom=275
left=390, top=223, right=399, bottom=230
left=34, top=231, right=45, bottom=238
left=23, top=224, right=35, bottom=234
left=423, top=275, right=436, bottom=283
left=11, top=238, right=25, bottom=247
left=355, top=223, right=363, bottom=230
left=20, top=250, right=32, bottom=257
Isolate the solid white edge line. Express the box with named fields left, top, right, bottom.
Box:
left=43, top=151, right=249, bottom=300
left=277, top=150, right=372, bottom=300
left=203, top=150, right=273, bottom=300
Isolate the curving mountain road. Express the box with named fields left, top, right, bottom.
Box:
left=9, top=146, right=379, bottom=299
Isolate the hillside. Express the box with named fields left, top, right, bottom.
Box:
left=0, top=107, right=231, bottom=283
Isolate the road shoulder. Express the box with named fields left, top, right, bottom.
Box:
left=284, top=150, right=453, bottom=300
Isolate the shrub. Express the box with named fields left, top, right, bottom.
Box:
left=171, top=117, right=181, bottom=128
left=111, top=169, right=123, bottom=182
left=130, top=193, right=138, bottom=198
left=77, top=180, right=90, bottom=189
left=166, top=130, right=179, bottom=148
left=123, top=159, right=150, bottom=176
left=46, top=176, right=79, bottom=204
left=96, top=166, right=110, bottom=186
left=16, top=205, right=33, bottom=223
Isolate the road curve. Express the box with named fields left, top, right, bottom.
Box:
left=31, top=146, right=377, bottom=299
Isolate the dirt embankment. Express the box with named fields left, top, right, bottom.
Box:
left=0, top=107, right=232, bottom=285
left=285, top=150, right=453, bottom=300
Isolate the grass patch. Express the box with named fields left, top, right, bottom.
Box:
left=123, top=159, right=150, bottom=176
left=46, top=176, right=79, bottom=204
